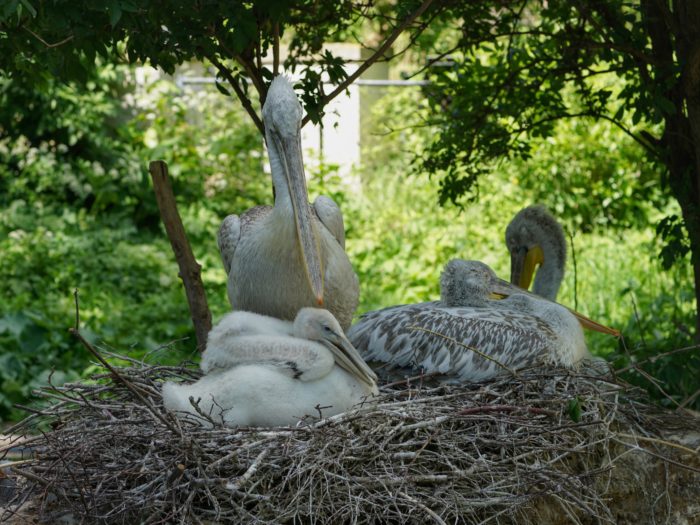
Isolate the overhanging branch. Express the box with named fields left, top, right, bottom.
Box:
left=208, top=54, right=265, bottom=135
left=301, top=0, right=437, bottom=127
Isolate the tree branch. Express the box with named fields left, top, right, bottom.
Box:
left=208, top=54, right=265, bottom=135
left=149, top=160, right=212, bottom=351
left=273, top=22, right=280, bottom=76
left=23, top=26, right=74, bottom=49
left=213, top=32, right=267, bottom=103
left=301, top=0, right=436, bottom=127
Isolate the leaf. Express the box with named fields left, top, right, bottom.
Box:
left=108, top=1, right=123, bottom=27
left=19, top=0, right=36, bottom=18
left=655, top=95, right=676, bottom=116
left=215, top=77, right=231, bottom=97
left=0, top=312, right=30, bottom=338
left=566, top=397, right=581, bottom=422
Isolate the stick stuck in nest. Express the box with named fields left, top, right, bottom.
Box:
left=1, top=352, right=699, bottom=524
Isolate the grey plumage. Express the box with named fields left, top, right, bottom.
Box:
left=505, top=205, right=566, bottom=300
left=348, top=260, right=588, bottom=382
left=217, top=76, right=359, bottom=329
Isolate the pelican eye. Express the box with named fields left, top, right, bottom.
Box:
left=322, top=325, right=334, bottom=334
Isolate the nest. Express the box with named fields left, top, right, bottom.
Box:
left=1, top=352, right=697, bottom=524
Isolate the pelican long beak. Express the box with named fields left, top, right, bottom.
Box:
left=273, top=132, right=324, bottom=305
left=323, top=332, right=378, bottom=389
left=510, top=245, right=544, bottom=290
left=489, top=276, right=621, bottom=337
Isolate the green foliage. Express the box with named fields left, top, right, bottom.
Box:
left=505, top=118, right=667, bottom=233
left=566, top=397, right=582, bottom=423
left=0, top=67, right=266, bottom=422
left=656, top=215, right=691, bottom=270
left=419, top=2, right=662, bottom=204
left=348, top=87, right=698, bottom=409
left=0, top=311, right=80, bottom=420
left=0, top=0, right=420, bottom=127
left=0, top=63, right=698, bottom=424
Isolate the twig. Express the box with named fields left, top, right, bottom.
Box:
left=68, top=327, right=181, bottom=435
left=149, top=160, right=212, bottom=351
left=566, top=229, right=578, bottom=311
left=457, top=404, right=556, bottom=417
left=398, top=491, right=447, bottom=525
left=207, top=55, right=265, bottom=135
left=616, top=432, right=699, bottom=457
left=73, top=288, right=80, bottom=330
left=301, top=0, right=437, bottom=127
left=23, top=26, right=74, bottom=48
left=226, top=448, right=271, bottom=492
left=407, top=325, right=518, bottom=376
left=615, top=343, right=700, bottom=374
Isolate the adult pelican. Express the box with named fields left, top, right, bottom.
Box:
left=506, top=205, right=566, bottom=300
left=218, top=76, right=359, bottom=330
left=348, top=260, right=614, bottom=382
left=162, top=308, right=378, bottom=428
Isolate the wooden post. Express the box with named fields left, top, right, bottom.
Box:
left=149, top=160, right=212, bottom=351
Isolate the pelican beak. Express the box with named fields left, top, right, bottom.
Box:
left=489, top=276, right=621, bottom=337
left=323, top=332, right=378, bottom=388
left=273, top=132, right=324, bottom=305
left=510, top=245, right=544, bottom=290
left=572, top=315, right=621, bottom=337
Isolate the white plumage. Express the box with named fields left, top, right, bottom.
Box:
left=217, top=76, right=359, bottom=330
left=163, top=308, right=377, bottom=427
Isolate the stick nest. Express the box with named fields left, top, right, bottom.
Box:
left=1, top=354, right=692, bottom=524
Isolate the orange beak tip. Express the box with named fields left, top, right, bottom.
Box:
left=316, top=296, right=324, bottom=306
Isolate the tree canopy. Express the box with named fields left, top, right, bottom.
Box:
left=416, top=1, right=700, bottom=333
left=0, top=0, right=437, bottom=130
left=1, top=1, right=699, bottom=414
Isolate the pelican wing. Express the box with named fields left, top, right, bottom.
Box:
left=201, top=334, right=335, bottom=382
left=348, top=302, right=557, bottom=382
left=218, top=206, right=272, bottom=275
left=217, top=214, right=241, bottom=275
left=313, top=195, right=346, bottom=249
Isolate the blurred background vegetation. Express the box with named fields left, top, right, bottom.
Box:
left=0, top=58, right=697, bottom=423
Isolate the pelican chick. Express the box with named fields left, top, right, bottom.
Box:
left=218, top=76, right=359, bottom=329
left=506, top=205, right=566, bottom=300
left=349, top=260, right=596, bottom=383
left=163, top=308, right=377, bottom=427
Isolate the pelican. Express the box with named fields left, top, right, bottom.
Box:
left=348, top=260, right=612, bottom=382
left=506, top=205, right=566, bottom=300
left=162, top=308, right=378, bottom=427
left=217, top=76, right=359, bottom=330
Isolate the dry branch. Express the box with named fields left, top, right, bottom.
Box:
left=2, top=357, right=699, bottom=524
left=149, top=160, right=212, bottom=351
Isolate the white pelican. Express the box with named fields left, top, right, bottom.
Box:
left=348, top=260, right=613, bottom=382
left=162, top=308, right=377, bottom=427
left=506, top=205, right=566, bottom=300
left=218, top=76, right=359, bottom=330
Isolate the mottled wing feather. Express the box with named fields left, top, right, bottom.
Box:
left=313, top=195, right=345, bottom=249
left=348, top=302, right=557, bottom=382
left=218, top=206, right=272, bottom=275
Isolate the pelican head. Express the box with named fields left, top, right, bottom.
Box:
left=440, top=260, right=496, bottom=307
left=263, top=76, right=324, bottom=305
left=439, top=259, right=619, bottom=336
left=505, top=205, right=566, bottom=300
left=293, top=308, right=378, bottom=388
